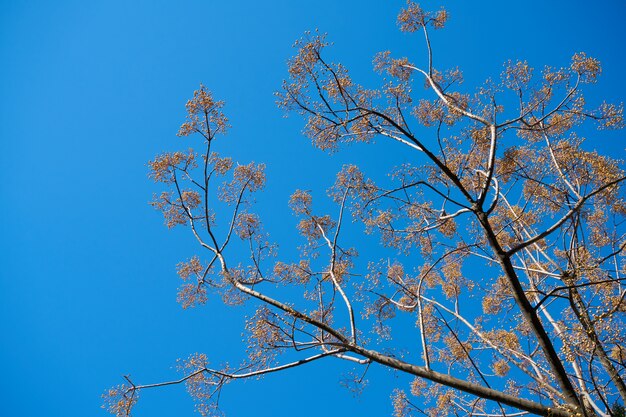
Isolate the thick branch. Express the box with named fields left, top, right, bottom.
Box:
left=351, top=345, right=575, bottom=417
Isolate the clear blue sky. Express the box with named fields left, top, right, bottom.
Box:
left=1, top=1, right=624, bottom=416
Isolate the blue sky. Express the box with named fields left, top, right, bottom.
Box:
left=1, top=1, right=625, bottom=416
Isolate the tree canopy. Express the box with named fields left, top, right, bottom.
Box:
left=105, top=3, right=625, bottom=416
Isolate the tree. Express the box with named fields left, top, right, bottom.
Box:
left=104, top=3, right=625, bottom=416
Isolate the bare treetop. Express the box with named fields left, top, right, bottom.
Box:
left=105, top=3, right=625, bottom=417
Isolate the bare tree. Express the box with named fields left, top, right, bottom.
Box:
left=104, top=3, right=625, bottom=417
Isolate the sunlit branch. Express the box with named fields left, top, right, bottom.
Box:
left=172, top=170, right=217, bottom=253
left=525, top=75, right=581, bottom=129
left=475, top=169, right=500, bottom=214
left=351, top=345, right=573, bottom=417
left=220, top=179, right=252, bottom=252
left=127, top=348, right=347, bottom=396
left=542, top=130, right=581, bottom=198
left=477, top=125, right=498, bottom=209
left=433, top=306, right=505, bottom=417
left=498, top=75, right=581, bottom=129
left=419, top=294, right=559, bottom=395
left=376, top=127, right=424, bottom=152
left=401, top=64, right=490, bottom=126
left=359, top=106, right=476, bottom=202
left=416, top=273, right=431, bottom=369
left=314, top=195, right=357, bottom=343
left=365, top=180, right=470, bottom=212
left=509, top=176, right=626, bottom=255
left=217, top=252, right=351, bottom=346
left=532, top=277, right=626, bottom=311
